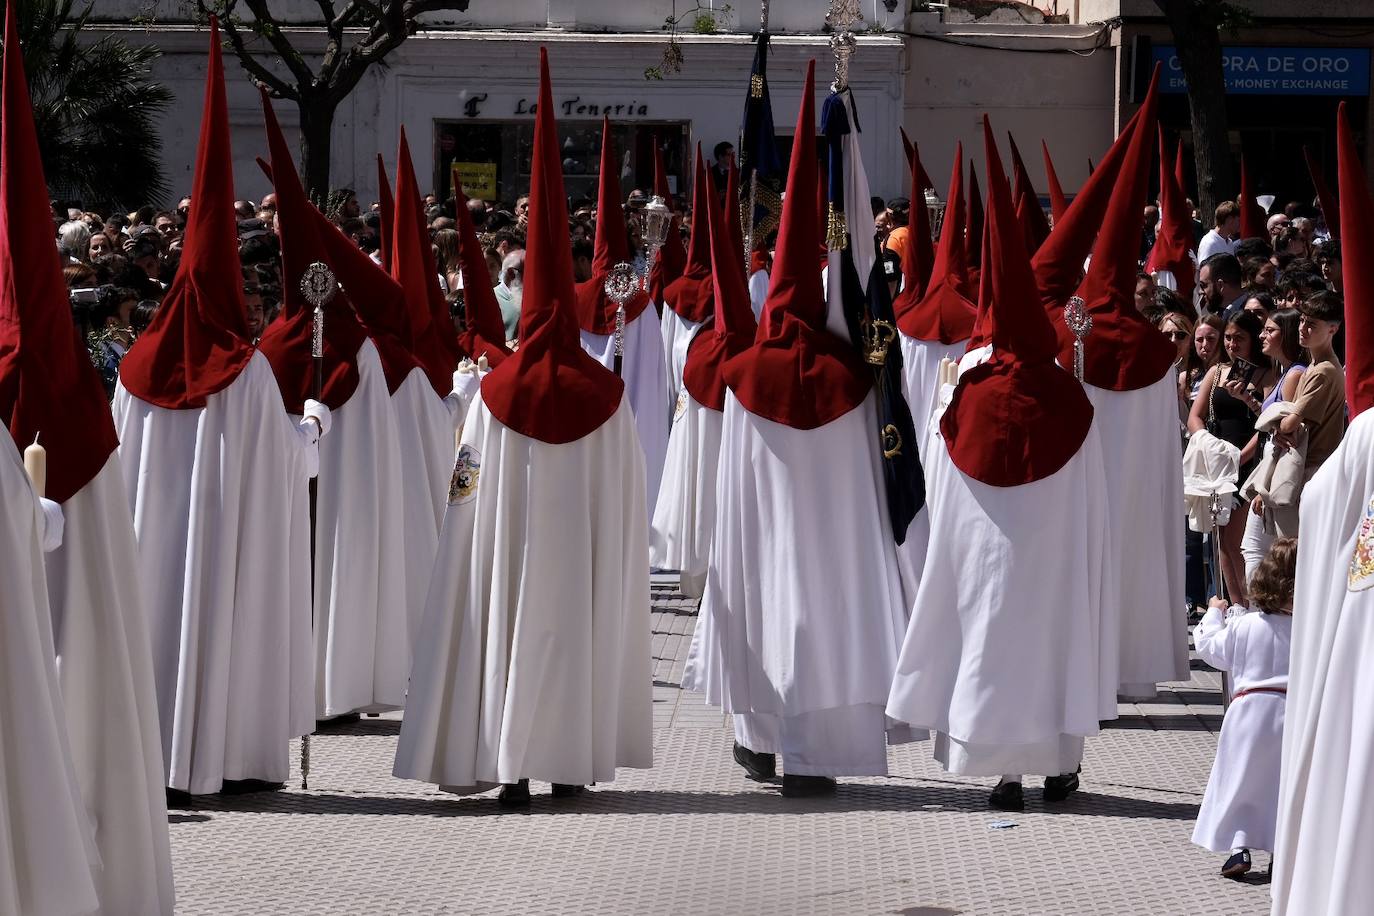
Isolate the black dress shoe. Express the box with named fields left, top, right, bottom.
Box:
left=551, top=783, right=585, bottom=798
left=1043, top=767, right=1081, bottom=802
left=732, top=742, right=777, bottom=781
left=218, top=779, right=285, bottom=795
left=497, top=779, right=530, bottom=809
left=988, top=781, right=1024, bottom=811
left=165, top=787, right=194, bottom=810
left=1221, top=849, right=1252, bottom=879
left=780, top=774, right=837, bottom=798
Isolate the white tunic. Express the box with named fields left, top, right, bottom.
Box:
left=114, top=352, right=315, bottom=794
left=649, top=393, right=722, bottom=597
left=394, top=395, right=653, bottom=790
left=659, top=306, right=703, bottom=420
left=1085, top=374, right=1189, bottom=699
left=0, top=427, right=99, bottom=916
left=46, top=455, right=175, bottom=914
left=748, top=270, right=768, bottom=320
left=582, top=312, right=670, bottom=520
left=684, top=391, right=909, bottom=776
left=1191, top=605, right=1290, bottom=853
left=887, top=411, right=1114, bottom=777
left=1271, top=411, right=1374, bottom=915
left=308, top=341, right=410, bottom=717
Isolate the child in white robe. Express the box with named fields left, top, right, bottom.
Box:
left=1192, top=537, right=1295, bottom=879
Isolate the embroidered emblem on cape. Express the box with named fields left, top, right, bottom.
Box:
left=674, top=390, right=688, bottom=422
left=448, top=445, right=481, bottom=506
left=1348, top=494, right=1374, bottom=591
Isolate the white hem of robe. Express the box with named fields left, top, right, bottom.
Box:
left=734, top=706, right=890, bottom=777
left=649, top=393, right=721, bottom=596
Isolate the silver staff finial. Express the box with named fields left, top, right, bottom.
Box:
left=825, top=0, right=863, bottom=92
left=300, top=261, right=338, bottom=359
left=1064, top=295, right=1093, bottom=382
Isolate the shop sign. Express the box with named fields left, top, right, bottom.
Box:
left=512, top=96, right=650, bottom=118
left=1153, top=45, right=1371, bottom=96
left=452, top=161, right=498, bottom=198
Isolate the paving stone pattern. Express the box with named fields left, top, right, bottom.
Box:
left=169, top=578, right=1270, bottom=915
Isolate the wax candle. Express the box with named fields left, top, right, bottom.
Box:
left=24, top=434, right=45, bottom=498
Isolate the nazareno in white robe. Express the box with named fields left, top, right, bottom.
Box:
left=659, top=306, right=703, bottom=423
left=0, top=426, right=100, bottom=916
left=1085, top=372, right=1189, bottom=699
left=582, top=312, right=670, bottom=521
left=46, top=454, right=175, bottom=914
left=1271, top=410, right=1374, bottom=915
left=649, top=391, right=722, bottom=597
left=886, top=395, right=1114, bottom=778
left=394, top=393, right=653, bottom=791
left=305, top=340, right=410, bottom=717
left=1191, top=605, right=1289, bottom=854
left=114, top=352, right=315, bottom=794
left=684, top=390, right=910, bottom=777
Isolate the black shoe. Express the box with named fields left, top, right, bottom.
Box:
left=732, top=742, right=777, bottom=781
left=551, top=783, right=585, bottom=799
left=1043, top=767, right=1081, bottom=802
left=316, top=712, right=360, bottom=729
left=497, top=779, right=530, bottom=809
left=218, top=779, right=284, bottom=795
left=780, top=774, right=837, bottom=798
left=165, top=787, right=194, bottom=810
left=989, top=781, right=1024, bottom=811
left=1221, top=849, right=1252, bottom=879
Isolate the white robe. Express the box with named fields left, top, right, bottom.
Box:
left=649, top=393, right=722, bottom=597
left=0, top=427, right=99, bottom=916
left=659, top=306, right=703, bottom=421
left=887, top=411, right=1113, bottom=777
left=1191, top=605, right=1289, bottom=854
left=582, top=312, right=670, bottom=521
left=394, top=395, right=653, bottom=790
left=684, top=391, right=909, bottom=777
left=46, top=455, right=175, bottom=915
left=390, top=368, right=460, bottom=659
left=1085, top=374, right=1189, bottom=699
left=113, top=352, right=315, bottom=794
left=748, top=270, right=769, bottom=321
left=1271, top=411, right=1374, bottom=915
left=309, top=341, right=410, bottom=717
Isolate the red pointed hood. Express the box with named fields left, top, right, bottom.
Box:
left=664, top=146, right=714, bottom=324
left=940, top=116, right=1093, bottom=487
left=722, top=60, right=870, bottom=430
left=1066, top=80, right=1176, bottom=392
left=648, top=141, right=688, bottom=304
left=119, top=18, right=254, bottom=409
left=452, top=178, right=512, bottom=367
left=1337, top=102, right=1374, bottom=418
left=482, top=49, right=623, bottom=444
left=392, top=128, right=466, bottom=394
left=0, top=0, right=117, bottom=502
left=898, top=143, right=976, bottom=344
left=892, top=139, right=937, bottom=325
left=1008, top=133, right=1050, bottom=255
left=1042, top=140, right=1067, bottom=223
left=1304, top=145, right=1340, bottom=240
left=723, top=161, right=747, bottom=279
left=376, top=153, right=394, bottom=272
left=965, top=162, right=983, bottom=278
left=1174, top=141, right=1188, bottom=197
left=576, top=117, right=650, bottom=333
left=683, top=166, right=758, bottom=413
left=1239, top=155, right=1266, bottom=238
left=256, top=92, right=366, bottom=414
left=1147, top=132, right=1196, bottom=305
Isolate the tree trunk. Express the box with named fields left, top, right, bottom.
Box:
left=298, top=99, right=336, bottom=203
left=1155, top=0, right=1232, bottom=222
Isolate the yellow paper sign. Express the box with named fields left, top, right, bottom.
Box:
left=452, top=161, right=497, bottom=199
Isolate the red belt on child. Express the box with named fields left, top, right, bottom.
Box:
left=1231, top=687, right=1287, bottom=699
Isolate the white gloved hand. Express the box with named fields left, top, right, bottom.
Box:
left=39, top=497, right=64, bottom=552
left=302, top=399, right=333, bottom=438
left=295, top=410, right=323, bottom=479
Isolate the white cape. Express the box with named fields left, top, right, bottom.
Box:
left=47, top=455, right=174, bottom=914
left=684, top=391, right=909, bottom=776
left=0, top=426, right=99, bottom=916
left=649, top=392, right=722, bottom=597
left=1271, top=410, right=1374, bottom=915
left=1085, top=374, right=1189, bottom=698
left=114, top=352, right=314, bottom=793
left=310, top=341, right=410, bottom=717
left=659, top=306, right=703, bottom=421
left=887, top=410, right=1114, bottom=777
left=582, top=312, right=669, bottom=520
left=394, top=395, right=652, bottom=790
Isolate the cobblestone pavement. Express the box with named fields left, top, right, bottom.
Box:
left=169, top=578, right=1269, bottom=915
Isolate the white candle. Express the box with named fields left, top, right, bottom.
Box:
left=24, top=434, right=45, bottom=498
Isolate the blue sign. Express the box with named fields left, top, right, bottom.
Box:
left=1153, top=46, right=1370, bottom=96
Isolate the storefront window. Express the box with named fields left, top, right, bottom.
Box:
left=435, top=120, right=690, bottom=209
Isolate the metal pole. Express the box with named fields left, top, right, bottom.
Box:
left=1209, top=493, right=1232, bottom=710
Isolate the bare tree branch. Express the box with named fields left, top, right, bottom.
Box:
left=241, top=0, right=317, bottom=87
left=196, top=0, right=297, bottom=100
